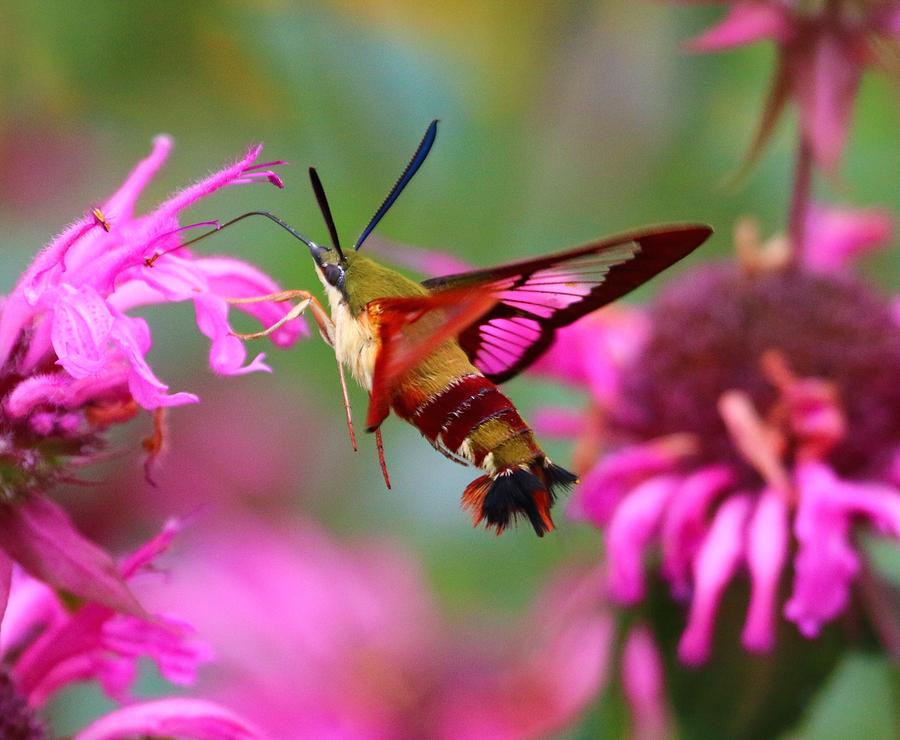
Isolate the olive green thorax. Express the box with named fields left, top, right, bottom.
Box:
left=322, top=250, right=429, bottom=316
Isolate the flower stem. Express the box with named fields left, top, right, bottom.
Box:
left=788, top=138, right=813, bottom=266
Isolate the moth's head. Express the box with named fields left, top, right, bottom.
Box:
left=306, top=120, right=439, bottom=300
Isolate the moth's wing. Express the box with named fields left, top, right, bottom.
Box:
left=365, top=289, right=497, bottom=432
left=422, top=224, right=712, bottom=382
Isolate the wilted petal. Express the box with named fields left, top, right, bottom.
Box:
left=688, top=1, right=793, bottom=51
left=622, top=624, right=670, bottom=740
left=607, top=476, right=679, bottom=604
left=742, top=488, right=789, bottom=652
left=792, top=30, right=862, bottom=172
left=803, top=204, right=893, bottom=272
left=661, top=465, right=734, bottom=599
left=678, top=494, right=751, bottom=665
left=0, top=496, right=144, bottom=618
left=74, top=698, right=268, bottom=740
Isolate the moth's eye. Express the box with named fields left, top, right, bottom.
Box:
left=324, top=264, right=344, bottom=288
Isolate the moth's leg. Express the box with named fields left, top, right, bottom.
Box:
left=374, top=426, right=391, bottom=490
left=227, top=291, right=355, bottom=449
left=337, top=361, right=358, bottom=451
left=228, top=298, right=311, bottom=340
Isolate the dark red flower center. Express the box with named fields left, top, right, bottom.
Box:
left=614, top=263, right=900, bottom=483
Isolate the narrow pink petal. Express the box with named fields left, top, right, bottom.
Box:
left=793, top=31, right=863, bottom=172
left=607, top=476, right=679, bottom=604
left=803, top=203, right=894, bottom=272
left=622, top=624, right=670, bottom=740
left=0, top=496, right=145, bottom=618
left=661, top=465, right=734, bottom=599
left=784, top=461, right=858, bottom=636
left=0, top=550, right=12, bottom=632
left=194, top=256, right=309, bottom=347
left=532, top=407, right=586, bottom=439
left=155, top=144, right=266, bottom=222
left=878, top=5, right=900, bottom=36
left=787, top=463, right=900, bottom=639
left=74, top=698, right=268, bottom=740
left=688, top=2, right=793, bottom=51
left=0, top=571, right=64, bottom=657
left=678, top=494, right=752, bottom=665
left=119, top=518, right=181, bottom=579
left=103, top=135, right=173, bottom=221
left=193, top=295, right=271, bottom=375
left=742, top=488, right=789, bottom=652
left=569, top=435, right=695, bottom=525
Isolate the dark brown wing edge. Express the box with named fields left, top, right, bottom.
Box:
left=423, top=224, right=713, bottom=383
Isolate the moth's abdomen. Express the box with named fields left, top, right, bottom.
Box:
left=394, top=373, right=535, bottom=466
left=393, top=372, right=578, bottom=535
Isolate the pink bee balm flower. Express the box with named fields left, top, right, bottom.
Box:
left=0, top=521, right=265, bottom=739
left=538, top=215, right=900, bottom=664
left=680, top=0, right=900, bottom=171
left=0, top=137, right=302, bottom=617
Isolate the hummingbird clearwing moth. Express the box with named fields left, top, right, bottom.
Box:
left=183, top=121, right=712, bottom=536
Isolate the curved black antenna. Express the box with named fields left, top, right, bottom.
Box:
left=354, top=119, right=438, bottom=251
left=308, top=167, right=345, bottom=262
left=145, top=210, right=321, bottom=266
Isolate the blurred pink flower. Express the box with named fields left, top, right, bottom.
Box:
left=0, top=137, right=302, bottom=616
left=139, top=515, right=440, bottom=740
left=538, top=219, right=900, bottom=664
left=681, top=0, right=900, bottom=170
left=0, top=521, right=265, bottom=739
left=139, top=514, right=662, bottom=739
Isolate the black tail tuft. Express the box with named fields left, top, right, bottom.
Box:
left=462, top=468, right=555, bottom=536
left=541, top=460, right=579, bottom=496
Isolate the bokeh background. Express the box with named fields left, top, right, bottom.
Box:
left=1, top=1, right=897, bottom=736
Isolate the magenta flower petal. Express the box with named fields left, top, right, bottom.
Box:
left=742, top=488, right=789, bottom=652
left=0, top=550, right=12, bottom=628
left=532, top=407, right=586, bottom=439
left=103, top=135, right=173, bottom=222
left=803, top=204, right=894, bottom=272
left=607, top=476, right=679, bottom=605
left=786, top=461, right=900, bottom=637
left=688, top=1, right=793, bottom=51
left=678, top=494, right=752, bottom=665
left=622, top=624, right=669, bottom=740
left=74, top=698, right=267, bottom=740
left=193, top=256, right=309, bottom=347
left=570, top=436, right=694, bottom=525
left=661, top=465, right=734, bottom=599
left=50, top=286, right=115, bottom=378
left=0, top=496, right=144, bottom=618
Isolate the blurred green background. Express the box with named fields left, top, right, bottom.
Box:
left=1, top=1, right=897, bottom=736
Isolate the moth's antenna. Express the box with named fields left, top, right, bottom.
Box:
left=354, top=119, right=438, bottom=251
left=308, top=167, right=345, bottom=262
left=145, top=210, right=316, bottom=266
